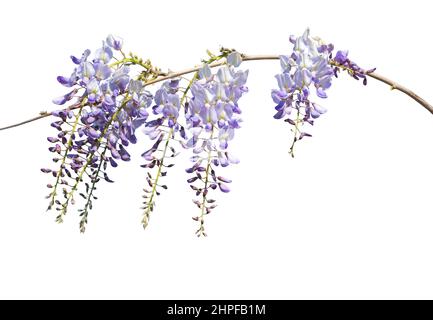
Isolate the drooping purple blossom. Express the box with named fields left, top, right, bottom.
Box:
left=271, top=28, right=374, bottom=156
left=45, top=35, right=156, bottom=232
left=183, top=58, right=248, bottom=236
left=106, top=34, right=123, bottom=51
left=139, top=78, right=184, bottom=229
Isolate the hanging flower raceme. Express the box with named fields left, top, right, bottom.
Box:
left=183, top=56, right=248, bottom=236
left=43, top=35, right=157, bottom=232
left=140, top=79, right=183, bottom=229
left=272, top=29, right=375, bottom=156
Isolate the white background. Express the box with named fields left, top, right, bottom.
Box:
left=0, top=0, right=432, bottom=299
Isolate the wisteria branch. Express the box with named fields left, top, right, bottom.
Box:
left=0, top=54, right=432, bottom=133
left=6, top=30, right=433, bottom=236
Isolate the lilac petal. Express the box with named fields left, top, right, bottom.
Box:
left=271, top=90, right=288, bottom=104
left=302, top=69, right=312, bottom=85
left=82, top=62, right=95, bottom=80
left=285, top=118, right=296, bottom=125
left=228, top=119, right=241, bottom=129
left=311, top=103, right=327, bottom=119
left=47, top=137, right=59, bottom=143
left=217, top=66, right=233, bottom=83
left=104, top=172, right=115, bottom=183
left=110, top=147, right=121, bottom=159
left=185, top=136, right=198, bottom=148
left=198, top=64, right=212, bottom=80
left=107, top=133, right=118, bottom=146
left=145, top=118, right=163, bottom=128
left=335, top=50, right=348, bottom=64
left=87, top=127, right=101, bottom=139
left=289, top=35, right=296, bottom=44
left=314, top=103, right=327, bottom=114
left=310, top=110, right=320, bottom=119
left=273, top=109, right=285, bottom=119
left=95, top=47, right=113, bottom=64
left=316, top=87, right=328, bottom=99
left=217, top=176, right=232, bottom=183
left=52, top=89, right=76, bottom=105
left=293, top=69, right=304, bottom=88
left=274, top=101, right=285, bottom=111
left=51, top=110, right=66, bottom=118
left=209, top=184, right=217, bottom=190
left=52, top=96, right=68, bottom=105
left=185, top=167, right=195, bottom=174
left=226, top=152, right=240, bottom=164
left=138, top=108, right=149, bottom=118
left=94, top=62, right=112, bottom=80
left=57, top=76, right=73, bottom=87
left=121, top=153, right=131, bottom=162
left=50, top=121, right=63, bottom=130
left=219, top=183, right=230, bottom=193
left=227, top=52, right=242, bottom=67
left=279, top=55, right=291, bottom=73
left=219, top=155, right=229, bottom=167
left=179, top=126, right=187, bottom=139
left=71, top=49, right=90, bottom=65
left=299, top=132, right=312, bottom=140
left=71, top=55, right=81, bottom=64
left=106, top=34, right=123, bottom=51
left=129, top=134, right=137, bottom=144
left=187, top=177, right=198, bottom=184
left=119, top=145, right=131, bottom=161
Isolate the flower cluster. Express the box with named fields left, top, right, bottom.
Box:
left=140, top=79, right=183, bottom=229
left=272, top=29, right=373, bottom=156
left=183, top=55, right=248, bottom=236
left=43, top=37, right=247, bottom=235
left=43, top=35, right=156, bottom=232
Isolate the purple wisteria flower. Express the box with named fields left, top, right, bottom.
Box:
left=272, top=28, right=373, bottom=156
left=143, top=79, right=184, bottom=139
left=50, top=40, right=154, bottom=170
left=153, top=80, right=181, bottom=127
left=44, top=35, right=156, bottom=232
left=106, top=34, right=123, bottom=51
left=139, top=78, right=184, bottom=229
left=183, top=60, right=248, bottom=236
